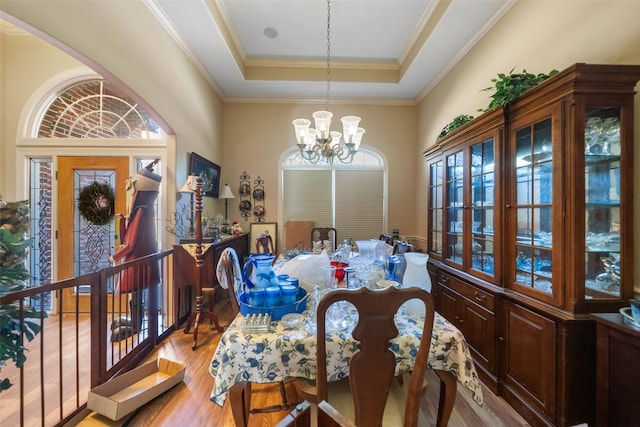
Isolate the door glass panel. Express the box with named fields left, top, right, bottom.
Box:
left=514, top=118, right=553, bottom=294
left=74, top=169, right=116, bottom=293
left=584, top=107, right=621, bottom=298
left=470, top=137, right=495, bottom=275
left=428, top=160, right=444, bottom=254
left=445, top=151, right=464, bottom=263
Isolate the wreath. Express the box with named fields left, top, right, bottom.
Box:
left=77, top=181, right=115, bottom=225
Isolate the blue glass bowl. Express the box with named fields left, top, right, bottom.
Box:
left=630, top=299, right=640, bottom=319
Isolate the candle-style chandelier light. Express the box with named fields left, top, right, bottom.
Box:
left=292, top=0, right=365, bottom=164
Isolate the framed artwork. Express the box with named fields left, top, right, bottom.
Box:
left=189, top=152, right=220, bottom=198
left=250, top=222, right=277, bottom=254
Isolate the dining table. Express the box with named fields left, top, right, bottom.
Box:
left=209, top=291, right=484, bottom=427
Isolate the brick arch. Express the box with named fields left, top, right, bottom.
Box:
left=37, top=79, right=160, bottom=139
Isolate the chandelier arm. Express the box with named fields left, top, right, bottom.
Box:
left=333, top=145, right=355, bottom=164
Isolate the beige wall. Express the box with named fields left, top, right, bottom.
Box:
left=1, top=1, right=225, bottom=222
left=417, top=1, right=640, bottom=291
left=2, top=0, right=640, bottom=285
left=222, top=101, right=418, bottom=249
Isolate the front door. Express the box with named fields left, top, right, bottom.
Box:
left=57, top=156, right=129, bottom=312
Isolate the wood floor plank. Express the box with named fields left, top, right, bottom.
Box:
left=3, top=292, right=527, bottom=426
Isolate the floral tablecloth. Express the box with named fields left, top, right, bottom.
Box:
left=209, top=308, right=483, bottom=407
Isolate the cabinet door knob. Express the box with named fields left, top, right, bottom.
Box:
left=498, top=336, right=505, bottom=342
left=505, top=204, right=513, bottom=208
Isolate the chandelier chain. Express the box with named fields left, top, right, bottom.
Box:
left=326, top=0, right=331, bottom=112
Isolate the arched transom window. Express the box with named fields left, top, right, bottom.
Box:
left=37, top=79, right=160, bottom=139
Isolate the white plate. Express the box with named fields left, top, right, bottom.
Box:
left=376, top=280, right=401, bottom=289
left=281, top=313, right=304, bottom=328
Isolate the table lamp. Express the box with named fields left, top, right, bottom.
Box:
left=179, top=175, right=197, bottom=236
left=218, top=184, right=236, bottom=229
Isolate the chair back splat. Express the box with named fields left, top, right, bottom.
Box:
left=221, top=249, right=241, bottom=315
left=315, top=287, right=435, bottom=427
left=311, top=227, right=338, bottom=251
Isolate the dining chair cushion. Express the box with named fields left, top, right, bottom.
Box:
left=300, top=374, right=426, bottom=426
left=312, top=240, right=333, bottom=255
left=324, top=378, right=404, bottom=425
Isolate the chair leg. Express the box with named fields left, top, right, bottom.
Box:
left=249, top=381, right=296, bottom=414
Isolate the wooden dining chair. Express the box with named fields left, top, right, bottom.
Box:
left=393, top=240, right=414, bottom=255
left=221, top=248, right=295, bottom=416
left=311, top=227, right=338, bottom=251
left=312, top=286, right=435, bottom=427
left=276, top=400, right=357, bottom=427
left=275, top=401, right=312, bottom=427
left=220, top=249, right=241, bottom=316
left=378, top=233, right=393, bottom=245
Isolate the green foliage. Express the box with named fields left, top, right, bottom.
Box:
left=438, top=114, right=475, bottom=139
left=0, top=197, right=45, bottom=393
left=481, top=68, right=559, bottom=111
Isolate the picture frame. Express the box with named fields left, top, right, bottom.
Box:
left=188, top=152, right=220, bottom=198
left=250, top=222, right=277, bottom=254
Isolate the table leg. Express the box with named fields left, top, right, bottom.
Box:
left=434, top=369, right=456, bottom=427
left=229, top=381, right=252, bottom=427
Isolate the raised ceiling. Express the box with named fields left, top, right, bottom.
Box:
left=150, top=0, right=515, bottom=103
left=1, top=0, right=515, bottom=103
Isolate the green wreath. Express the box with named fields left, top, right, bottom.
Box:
left=77, top=181, right=115, bottom=226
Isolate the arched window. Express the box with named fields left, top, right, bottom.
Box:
left=37, top=79, right=160, bottom=138
left=281, top=147, right=387, bottom=248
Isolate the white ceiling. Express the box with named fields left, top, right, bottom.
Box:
left=149, top=0, right=515, bottom=103
left=1, top=0, right=516, bottom=104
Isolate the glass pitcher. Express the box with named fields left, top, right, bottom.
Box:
left=242, top=253, right=278, bottom=288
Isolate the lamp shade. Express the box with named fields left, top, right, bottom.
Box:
left=219, top=184, right=235, bottom=199
left=179, top=175, right=197, bottom=193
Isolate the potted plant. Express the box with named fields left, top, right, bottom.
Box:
left=481, top=68, right=558, bottom=111
left=0, top=197, right=45, bottom=392
left=437, top=114, right=475, bottom=139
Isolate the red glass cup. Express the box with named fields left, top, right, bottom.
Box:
left=331, top=261, right=348, bottom=286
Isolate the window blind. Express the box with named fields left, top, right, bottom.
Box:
left=335, top=169, right=384, bottom=241
left=282, top=168, right=384, bottom=244
left=282, top=169, right=332, bottom=240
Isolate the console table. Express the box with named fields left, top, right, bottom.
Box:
left=173, top=233, right=249, bottom=325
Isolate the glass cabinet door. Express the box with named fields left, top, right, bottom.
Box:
left=428, top=160, right=444, bottom=256
left=513, top=118, right=554, bottom=296
left=445, top=150, right=464, bottom=265
left=470, top=138, right=495, bottom=276
left=584, top=107, right=621, bottom=299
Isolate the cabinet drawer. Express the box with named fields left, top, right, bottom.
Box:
left=440, top=273, right=495, bottom=311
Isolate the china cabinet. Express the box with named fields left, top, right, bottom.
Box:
left=425, top=107, right=503, bottom=390
left=424, top=63, right=640, bottom=426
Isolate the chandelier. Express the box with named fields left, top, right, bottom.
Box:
left=292, top=0, right=365, bottom=164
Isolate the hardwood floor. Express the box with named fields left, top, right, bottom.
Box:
left=80, top=293, right=530, bottom=427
